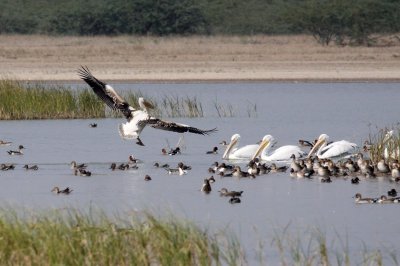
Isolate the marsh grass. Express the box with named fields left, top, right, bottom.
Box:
left=0, top=79, right=255, bottom=119
left=0, top=80, right=206, bottom=119
left=0, top=208, right=244, bottom=265
left=271, top=226, right=395, bottom=266
left=0, top=80, right=105, bottom=119
left=366, top=126, right=400, bottom=164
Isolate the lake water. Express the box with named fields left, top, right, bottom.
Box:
left=1, top=82, right=400, bottom=264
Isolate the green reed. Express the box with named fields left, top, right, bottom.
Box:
left=0, top=208, right=244, bottom=266
left=0, top=80, right=105, bottom=119
left=366, top=126, right=400, bottom=164
left=270, top=226, right=396, bottom=266
left=0, top=79, right=258, bottom=119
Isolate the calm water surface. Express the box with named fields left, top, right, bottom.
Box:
left=1, top=82, right=400, bottom=264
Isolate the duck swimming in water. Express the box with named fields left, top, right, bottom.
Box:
left=51, top=186, right=73, bottom=194
left=7, top=145, right=25, bottom=155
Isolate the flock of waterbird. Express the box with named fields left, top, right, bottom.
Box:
left=1, top=67, right=399, bottom=205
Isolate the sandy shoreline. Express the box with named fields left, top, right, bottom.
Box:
left=1, top=35, right=400, bottom=82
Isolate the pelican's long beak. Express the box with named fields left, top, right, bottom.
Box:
left=307, top=138, right=325, bottom=158
left=251, top=139, right=270, bottom=160
left=222, top=138, right=238, bottom=159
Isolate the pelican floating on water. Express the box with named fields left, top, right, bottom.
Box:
left=78, top=66, right=216, bottom=146
left=307, top=134, right=358, bottom=159
left=251, top=135, right=306, bottom=162
left=222, top=134, right=261, bottom=160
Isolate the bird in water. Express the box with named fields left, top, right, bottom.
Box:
left=7, top=145, right=25, bottom=155
left=23, top=164, right=38, bottom=170
left=78, top=66, right=217, bottom=146
left=51, top=186, right=73, bottom=194
left=201, top=178, right=212, bottom=193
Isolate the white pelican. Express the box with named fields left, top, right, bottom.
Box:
left=78, top=66, right=217, bottom=146
left=307, top=134, right=358, bottom=159
left=222, top=134, right=260, bottom=160
left=251, top=135, right=306, bottom=162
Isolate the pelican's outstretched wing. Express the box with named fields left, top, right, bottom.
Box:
left=140, top=118, right=217, bottom=135
left=77, top=66, right=133, bottom=119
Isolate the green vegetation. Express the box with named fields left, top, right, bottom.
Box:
left=0, top=208, right=396, bottom=265
left=0, top=79, right=254, bottom=119
left=1, top=0, right=399, bottom=45
left=0, top=209, right=244, bottom=265
left=366, top=127, right=400, bottom=164
left=0, top=80, right=105, bottom=119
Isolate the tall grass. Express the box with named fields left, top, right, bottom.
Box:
left=366, top=126, right=400, bottom=164
left=0, top=80, right=105, bottom=119
left=0, top=208, right=244, bottom=265
left=271, top=226, right=396, bottom=266
left=0, top=79, right=257, bottom=119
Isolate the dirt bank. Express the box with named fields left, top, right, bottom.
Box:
left=1, top=35, right=400, bottom=82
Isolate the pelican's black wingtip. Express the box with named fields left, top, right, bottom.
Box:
left=203, top=127, right=218, bottom=135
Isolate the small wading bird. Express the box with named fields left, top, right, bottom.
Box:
left=78, top=66, right=217, bottom=146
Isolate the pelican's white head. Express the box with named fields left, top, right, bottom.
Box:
left=307, top=134, right=329, bottom=158
left=251, top=135, right=275, bottom=160
left=222, top=134, right=240, bottom=159
left=138, top=97, right=155, bottom=111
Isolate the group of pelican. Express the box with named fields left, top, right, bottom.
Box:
left=222, top=133, right=358, bottom=162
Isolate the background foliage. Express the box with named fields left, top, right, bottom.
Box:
left=0, top=0, right=399, bottom=45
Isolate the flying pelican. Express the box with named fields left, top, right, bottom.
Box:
left=251, top=135, right=306, bottom=162
left=222, top=134, right=260, bottom=160
left=78, top=66, right=217, bottom=146
left=307, top=134, right=358, bottom=159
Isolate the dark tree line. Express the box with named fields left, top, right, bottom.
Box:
left=1, top=0, right=399, bottom=46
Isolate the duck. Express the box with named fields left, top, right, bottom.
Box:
left=51, top=186, right=73, bottom=194
left=270, top=163, right=288, bottom=173
left=110, top=163, right=129, bottom=170
left=229, top=197, right=241, bottom=204
left=207, top=176, right=216, bottom=183
left=232, top=166, right=255, bottom=178
left=23, top=164, right=38, bottom=170
left=177, top=162, right=192, bottom=170
left=89, top=123, right=97, bottom=128
left=353, top=193, right=377, bottom=204
left=388, top=188, right=397, bottom=197
left=168, top=147, right=181, bottom=155
left=0, top=140, right=12, bottom=146
left=166, top=167, right=187, bottom=176
left=201, top=179, right=212, bottom=193
left=74, top=168, right=92, bottom=177
left=1, top=163, right=15, bottom=171
left=7, top=145, right=25, bottom=155
left=377, top=195, right=395, bottom=204
left=154, top=162, right=169, bottom=169
left=206, top=146, right=218, bottom=154
left=218, top=188, right=243, bottom=197
left=70, top=161, right=87, bottom=170
left=351, top=177, right=360, bottom=184
left=144, top=175, right=152, bottom=181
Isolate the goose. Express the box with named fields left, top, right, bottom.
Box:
left=78, top=66, right=216, bottom=146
